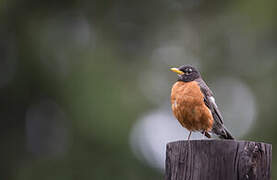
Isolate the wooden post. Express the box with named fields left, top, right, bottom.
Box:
left=165, top=140, right=272, bottom=180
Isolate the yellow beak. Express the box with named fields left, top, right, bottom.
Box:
left=170, top=68, right=184, bottom=75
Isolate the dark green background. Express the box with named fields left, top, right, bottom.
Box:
left=1, top=0, right=276, bottom=179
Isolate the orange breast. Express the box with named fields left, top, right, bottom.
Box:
left=171, top=81, right=213, bottom=132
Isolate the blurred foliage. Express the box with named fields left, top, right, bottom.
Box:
left=1, top=0, right=277, bottom=179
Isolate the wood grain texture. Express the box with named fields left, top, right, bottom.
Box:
left=165, top=140, right=271, bottom=180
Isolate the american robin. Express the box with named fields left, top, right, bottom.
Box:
left=170, top=65, right=234, bottom=140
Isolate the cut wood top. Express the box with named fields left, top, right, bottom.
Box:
left=165, top=140, right=272, bottom=180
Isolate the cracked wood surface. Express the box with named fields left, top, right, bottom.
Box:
left=165, top=140, right=271, bottom=180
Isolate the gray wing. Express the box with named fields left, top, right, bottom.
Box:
left=196, top=78, right=234, bottom=139
left=195, top=78, right=222, bottom=123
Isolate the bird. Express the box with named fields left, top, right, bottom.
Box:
left=170, top=65, right=234, bottom=140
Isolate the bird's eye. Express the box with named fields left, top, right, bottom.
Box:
left=184, top=69, right=191, bottom=75
left=184, top=68, right=192, bottom=75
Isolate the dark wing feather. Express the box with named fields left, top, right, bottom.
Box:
left=196, top=78, right=234, bottom=139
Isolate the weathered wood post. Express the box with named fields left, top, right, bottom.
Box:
left=165, top=140, right=271, bottom=180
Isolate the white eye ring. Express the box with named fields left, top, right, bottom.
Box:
left=189, top=68, right=192, bottom=72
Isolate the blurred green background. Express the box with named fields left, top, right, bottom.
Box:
left=1, top=0, right=277, bottom=179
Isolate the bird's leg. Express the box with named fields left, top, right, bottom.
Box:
left=187, top=131, right=192, bottom=140
left=201, top=130, right=211, bottom=139
left=201, top=130, right=206, bottom=139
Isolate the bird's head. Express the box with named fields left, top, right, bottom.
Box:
left=170, top=65, right=200, bottom=82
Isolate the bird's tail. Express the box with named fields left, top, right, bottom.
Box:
left=219, top=126, right=235, bottom=140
